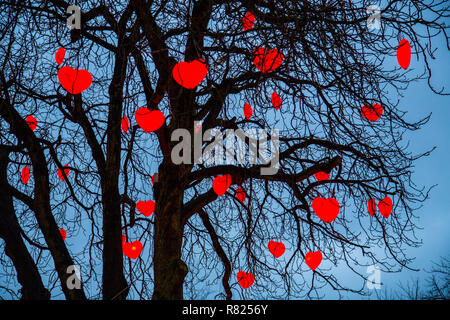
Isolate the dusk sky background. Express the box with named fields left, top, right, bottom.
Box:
left=330, top=21, right=450, bottom=299
left=0, top=2, right=448, bottom=300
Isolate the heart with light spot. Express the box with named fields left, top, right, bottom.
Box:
left=123, top=241, right=143, bottom=259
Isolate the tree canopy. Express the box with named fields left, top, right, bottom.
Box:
left=0, top=0, right=448, bottom=300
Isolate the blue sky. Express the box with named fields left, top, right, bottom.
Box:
left=0, top=2, right=448, bottom=300
left=328, top=29, right=450, bottom=299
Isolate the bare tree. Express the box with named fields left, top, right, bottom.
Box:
left=373, top=256, right=449, bottom=300
left=0, top=0, right=448, bottom=300
left=422, top=257, right=449, bottom=300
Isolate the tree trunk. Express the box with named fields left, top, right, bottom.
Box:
left=152, top=163, right=188, bottom=300
left=101, top=184, right=129, bottom=300
left=0, top=150, right=50, bottom=300
left=0, top=98, right=86, bottom=300
left=101, top=40, right=129, bottom=300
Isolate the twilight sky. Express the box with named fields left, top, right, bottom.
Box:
left=329, top=26, right=450, bottom=299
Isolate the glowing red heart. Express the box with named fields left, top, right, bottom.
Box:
left=243, top=103, right=252, bottom=119
left=59, top=228, right=67, bottom=241
left=21, top=166, right=30, bottom=184
left=151, top=173, right=158, bottom=185
left=136, top=200, right=155, bottom=217
left=121, top=116, right=129, bottom=133
left=55, top=47, right=65, bottom=65
left=314, top=171, right=329, bottom=181
left=253, top=47, right=284, bottom=73
left=26, top=115, right=37, bottom=131
left=367, top=199, right=376, bottom=216
left=237, top=271, right=255, bottom=289
left=271, top=92, right=282, bottom=110
left=236, top=187, right=246, bottom=203
left=135, top=108, right=165, bottom=133
left=172, top=59, right=208, bottom=89
left=213, top=174, right=231, bottom=196
left=57, top=165, right=70, bottom=181
left=58, top=66, right=92, bottom=94
left=378, top=196, right=393, bottom=218
left=361, top=104, right=383, bottom=122
left=312, top=197, right=340, bottom=223
left=397, top=39, right=411, bottom=70
left=268, top=240, right=285, bottom=258
left=122, top=235, right=126, bottom=244
left=305, top=251, right=322, bottom=270
left=243, top=12, right=255, bottom=31
left=123, top=241, right=143, bottom=259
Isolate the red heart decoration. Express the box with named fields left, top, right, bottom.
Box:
left=243, top=12, right=255, bottom=31
left=268, top=240, right=285, bottom=258
left=21, top=166, right=30, bottom=184
left=57, top=165, right=70, bottom=181
left=58, top=66, right=92, bottom=94
left=213, top=174, right=231, bottom=196
left=123, top=241, right=143, bottom=259
left=121, top=116, right=129, bottom=133
left=367, top=199, right=376, bottom=216
left=122, top=235, right=126, bottom=244
left=271, top=91, right=282, bottom=110
left=26, top=115, right=38, bottom=131
left=59, top=228, right=67, bottom=241
left=55, top=47, right=65, bottom=65
left=314, top=171, right=329, bottom=181
left=136, top=200, right=155, bottom=217
left=237, top=271, right=255, bottom=289
left=151, top=173, right=158, bottom=185
left=305, top=251, right=322, bottom=270
left=135, top=108, right=165, bottom=132
left=236, top=187, right=246, bottom=203
left=172, top=59, right=208, bottom=89
left=312, top=197, right=340, bottom=223
left=378, top=196, right=393, bottom=218
left=253, top=47, right=284, bottom=73
left=361, top=103, right=383, bottom=122
left=243, top=103, right=253, bottom=119
left=397, top=39, right=411, bottom=70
